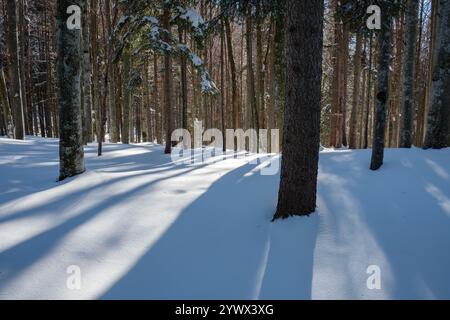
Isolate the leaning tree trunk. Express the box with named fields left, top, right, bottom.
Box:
left=400, top=0, right=420, bottom=148
left=273, top=0, right=324, bottom=220
left=370, top=14, right=393, bottom=171
left=6, top=0, right=25, bottom=140
left=56, top=0, right=86, bottom=180
left=424, top=0, right=450, bottom=149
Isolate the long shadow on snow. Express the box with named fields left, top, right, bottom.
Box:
left=101, top=161, right=319, bottom=300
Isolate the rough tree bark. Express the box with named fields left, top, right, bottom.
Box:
left=6, top=0, right=25, bottom=140
left=400, top=0, right=419, bottom=148
left=224, top=17, right=239, bottom=130
left=162, top=6, right=173, bottom=154
left=424, top=0, right=450, bottom=149
left=349, top=32, right=363, bottom=149
left=56, top=0, right=86, bottom=180
left=370, top=14, right=393, bottom=171
left=82, top=1, right=93, bottom=143
left=273, top=0, right=324, bottom=220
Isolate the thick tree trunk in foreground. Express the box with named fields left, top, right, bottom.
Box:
left=56, top=0, right=86, bottom=180
left=273, top=0, right=324, bottom=220
left=6, top=0, right=25, bottom=140
left=424, top=0, right=450, bottom=149
left=370, top=14, right=393, bottom=171
left=400, top=0, right=420, bottom=148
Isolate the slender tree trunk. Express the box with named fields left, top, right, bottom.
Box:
left=162, top=6, right=173, bottom=154
left=90, top=0, right=99, bottom=142
left=105, top=0, right=118, bottom=143
left=274, top=0, right=324, bottom=220
left=56, top=0, right=86, bottom=180
left=220, top=18, right=226, bottom=152
left=82, top=1, right=93, bottom=143
left=246, top=12, right=259, bottom=147
left=363, top=34, right=374, bottom=149
left=122, top=47, right=130, bottom=144
left=154, top=55, right=162, bottom=144
left=370, top=14, right=393, bottom=171
left=349, top=32, right=363, bottom=149
left=6, top=0, right=25, bottom=140
left=224, top=17, right=239, bottom=131
left=400, top=0, right=420, bottom=147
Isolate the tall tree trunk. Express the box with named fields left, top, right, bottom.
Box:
left=370, top=14, right=393, bottom=171
left=6, top=0, right=25, bottom=140
left=245, top=11, right=259, bottom=147
left=255, top=3, right=265, bottom=129
left=82, top=1, right=93, bottom=143
left=122, top=47, right=130, bottom=144
left=224, top=17, right=239, bottom=130
left=105, top=0, right=118, bottom=143
left=154, top=55, right=162, bottom=144
left=90, top=0, right=99, bottom=142
left=363, top=34, right=374, bottom=149
left=56, top=0, right=86, bottom=180
left=162, top=6, right=173, bottom=154
left=274, top=0, right=324, bottom=219
left=424, top=0, right=450, bottom=148
left=349, top=32, right=363, bottom=149
left=220, top=18, right=226, bottom=152
left=329, top=0, right=349, bottom=148
left=400, top=0, right=420, bottom=147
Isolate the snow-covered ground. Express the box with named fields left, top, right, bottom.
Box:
left=0, top=136, right=449, bottom=300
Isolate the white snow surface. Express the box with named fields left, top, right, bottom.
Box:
left=0, top=137, right=450, bottom=300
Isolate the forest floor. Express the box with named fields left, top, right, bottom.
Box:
left=0, top=136, right=450, bottom=299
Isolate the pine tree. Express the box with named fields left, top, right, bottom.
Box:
left=273, top=0, right=324, bottom=220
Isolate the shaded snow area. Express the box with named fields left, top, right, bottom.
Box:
left=1, top=137, right=450, bottom=299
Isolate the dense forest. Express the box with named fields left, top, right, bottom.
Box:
left=1, top=0, right=450, bottom=301
left=1, top=0, right=448, bottom=152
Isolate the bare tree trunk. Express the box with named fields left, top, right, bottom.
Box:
left=349, top=32, right=363, bottom=149
left=424, top=0, right=450, bottom=149
left=6, top=0, right=25, bottom=140
left=90, top=0, right=99, bottom=142
left=105, top=0, right=118, bottom=143
left=246, top=11, right=259, bottom=147
left=162, top=6, right=173, bottom=154
left=370, top=14, right=393, bottom=171
left=122, top=47, right=130, bottom=144
left=274, top=0, right=324, bottom=220
left=220, top=18, right=226, bottom=152
left=363, top=34, right=374, bottom=149
left=56, top=0, right=86, bottom=180
left=400, top=0, right=420, bottom=147
left=224, top=17, right=239, bottom=131
left=82, top=1, right=93, bottom=143
left=154, top=55, right=162, bottom=144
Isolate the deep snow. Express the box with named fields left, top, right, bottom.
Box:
left=0, top=137, right=449, bottom=299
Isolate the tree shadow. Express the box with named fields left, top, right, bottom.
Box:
left=315, top=148, right=450, bottom=299
left=100, top=160, right=319, bottom=300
